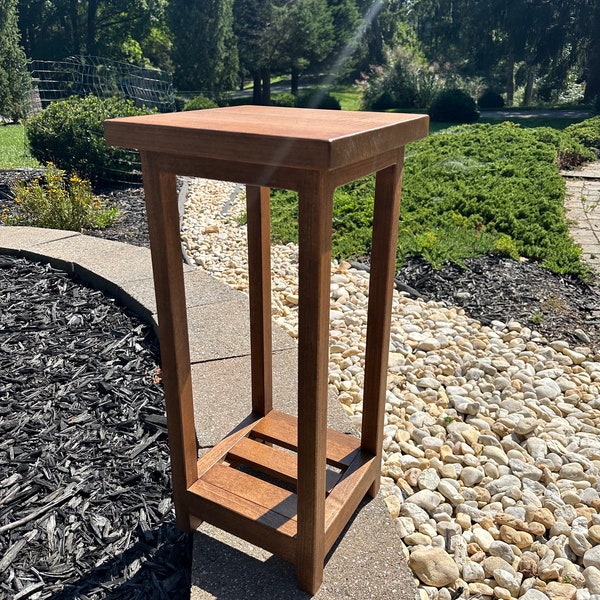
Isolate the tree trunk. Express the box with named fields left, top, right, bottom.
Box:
left=505, top=53, right=515, bottom=106
left=291, top=65, right=299, bottom=96
left=252, top=71, right=261, bottom=104
left=583, top=4, right=600, bottom=103
left=522, top=65, right=536, bottom=106
left=261, top=69, right=271, bottom=105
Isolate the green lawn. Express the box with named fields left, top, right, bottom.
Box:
left=0, top=124, right=39, bottom=169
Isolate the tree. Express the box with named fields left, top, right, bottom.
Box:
left=408, top=0, right=598, bottom=106
left=233, top=0, right=272, bottom=102
left=17, top=0, right=172, bottom=70
left=282, top=0, right=334, bottom=95
left=0, top=0, right=30, bottom=120
left=169, top=0, right=238, bottom=96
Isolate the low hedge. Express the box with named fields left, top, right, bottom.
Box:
left=26, top=95, right=151, bottom=183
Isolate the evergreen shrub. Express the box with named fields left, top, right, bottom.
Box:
left=564, top=116, right=600, bottom=153
left=477, top=89, right=505, bottom=109
left=270, top=119, right=598, bottom=278
left=271, top=93, right=296, bottom=107
left=429, top=89, right=479, bottom=123
left=26, top=95, right=151, bottom=183
left=295, top=91, right=341, bottom=110
left=182, top=95, right=218, bottom=110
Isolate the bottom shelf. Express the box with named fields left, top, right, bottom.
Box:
left=185, top=409, right=379, bottom=564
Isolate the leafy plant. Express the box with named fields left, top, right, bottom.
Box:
left=271, top=92, right=297, bottom=107
left=2, top=163, right=119, bottom=230
left=26, top=95, right=152, bottom=183
left=295, top=91, right=341, bottom=110
left=564, top=116, right=600, bottom=151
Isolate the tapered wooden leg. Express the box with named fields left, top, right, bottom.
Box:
left=140, top=151, right=198, bottom=531
left=295, top=172, right=334, bottom=594
left=246, top=185, right=273, bottom=416
left=362, top=150, right=405, bottom=497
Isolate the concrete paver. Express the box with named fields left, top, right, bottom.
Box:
left=563, top=161, right=600, bottom=277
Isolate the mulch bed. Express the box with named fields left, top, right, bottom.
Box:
left=0, top=256, right=191, bottom=600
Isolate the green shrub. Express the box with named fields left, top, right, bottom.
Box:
left=270, top=121, right=590, bottom=278
left=564, top=116, right=600, bottom=152
left=26, top=95, right=151, bottom=183
left=429, top=89, right=479, bottom=123
left=360, top=43, right=443, bottom=111
left=182, top=95, right=218, bottom=111
left=295, top=91, right=341, bottom=110
left=534, top=126, right=595, bottom=169
left=477, top=89, right=505, bottom=110
left=271, top=93, right=296, bottom=107
left=2, top=163, right=119, bottom=230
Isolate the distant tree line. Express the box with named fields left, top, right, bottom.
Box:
left=1, top=0, right=599, bottom=116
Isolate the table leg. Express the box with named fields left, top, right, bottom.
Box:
left=246, top=185, right=273, bottom=416
left=362, top=151, right=405, bottom=497
left=140, top=151, right=198, bottom=531
left=296, top=172, right=334, bottom=594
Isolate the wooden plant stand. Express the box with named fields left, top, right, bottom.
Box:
left=104, top=106, right=428, bottom=594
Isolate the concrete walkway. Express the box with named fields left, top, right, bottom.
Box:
left=0, top=226, right=416, bottom=599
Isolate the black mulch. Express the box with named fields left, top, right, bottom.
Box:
left=0, top=256, right=191, bottom=600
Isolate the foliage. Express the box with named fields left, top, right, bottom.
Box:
left=2, top=163, right=119, bottom=230
left=533, top=126, right=595, bottom=169
left=0, top=0, right=29, bottom=121
left=564, top=116, right=600, bottom=152
left=295, top=91, right=341, bottom=110
left=169, top=0, right=238, bottom=95
left=429, top=89, right=480, bottom=123
left=409, top=0, right=598, bottom=107
left=183, top=95, right=219, bottom=111
left=0, top=123, right=39, bottom=169
left=271, top=92, right=297, bottom=107
left=18, top=0, right=172, bottom=70
left=270, top=119, right=598, bottom=278
left=360, top=32, right=443, bottom=110
left=25, top=95, right=151, bottom=183
left=477, top=89, right=505, bottom=109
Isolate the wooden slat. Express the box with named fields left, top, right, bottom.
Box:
left=186, top=482, right=296, bottom=563
left=195, top=413, right=261, bottom=479
left=228, top=437, right=298, bottom=486
left=202, top=463, right=298, bottom=522
left=251, top=410, right=361, bottom=468
left=227, top=437, right=343, bottom=493
left=324, top=452, right=380, bottom=552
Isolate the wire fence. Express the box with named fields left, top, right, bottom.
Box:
left=25, top=57, right=176, bottom=186
left=28, top=56, right=176, bottom=114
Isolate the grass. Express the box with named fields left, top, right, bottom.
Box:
left=329, top=85, right=362, bottom=111
left=0, top=123, right=39, bottom=169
